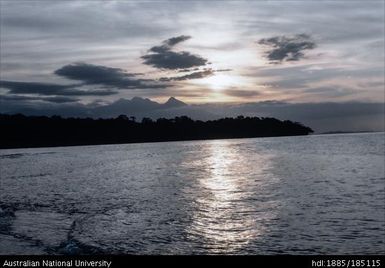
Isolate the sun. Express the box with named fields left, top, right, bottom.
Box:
left=193, top=74, right=246, bottom=90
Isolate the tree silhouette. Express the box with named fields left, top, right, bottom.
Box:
left=0, top=113, right=313, bottom=149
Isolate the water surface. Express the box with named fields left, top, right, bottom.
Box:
left=0, top=133, right=384, bottom=254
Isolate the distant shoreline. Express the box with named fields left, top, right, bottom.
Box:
left=320, top=130, right=381, bottom=135
left=0, top=133, right=317, bottom=150
left=0, top=131, right=382, bottom=150
left=1, top=113, right=313, bottom=150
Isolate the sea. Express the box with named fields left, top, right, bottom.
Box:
left=0, top=133, right=384, bottom=254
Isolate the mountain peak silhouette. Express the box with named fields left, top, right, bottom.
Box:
left=164, top=97, right=187, bottom=108
left=131, top=96, right=154, bottom=103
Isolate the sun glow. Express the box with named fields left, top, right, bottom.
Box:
left=193, top=74, right=247, bottom=90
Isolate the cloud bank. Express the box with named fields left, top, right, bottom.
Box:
left=0, top=80, right=117, bottom=96
left=54, top=63, right=166, bottom=89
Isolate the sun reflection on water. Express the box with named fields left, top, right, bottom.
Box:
left=186, top=140, right=274, bottom=253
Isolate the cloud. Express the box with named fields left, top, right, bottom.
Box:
left=1, top=2, right=383, bottom=107
left=150, top=35, right=192, bottom=53
left=0, top=80, right=117, bottom=96
left=159, top=68, right=232, bottom=81
left=142, top=51, right=208, bottom=70
left=177, top=68, right=200, bottom=73
left=149, top=35, right=190, bottom=54
left=54, top=63, right=166, bottom=89
left=0, top=94, right=78, bottom=103
left=222, top=89, right=261, bottom=98
left=142, top=35, right=208, bottom=70
left=165, top=35, right=191, bottom=46
left=41, top=96, right=79, bottom=103
left=258, top=34, right=316, bottom=63
left=216, top=69, right=233, bottom=72
left=301, top=87, right=355, bottom=98
left=159, top=69, right=214, bottom=81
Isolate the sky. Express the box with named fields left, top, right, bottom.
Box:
left=0, top=0, right=384, bottom=132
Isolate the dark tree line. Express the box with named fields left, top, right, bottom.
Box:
left=0, top=114, right=313, bottom=149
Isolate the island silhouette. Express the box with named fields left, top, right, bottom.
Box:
left=0, top=113, right=313, bottom=149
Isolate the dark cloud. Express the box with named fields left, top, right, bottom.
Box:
left=0, top=94, right=78, bottom=103
left=165, top=35, right=191, bottom=46
left=142, top=35, right=208, bottom=70
left=54, top=63, right=166, bottom=89
left=149, top=35, right=191, bottom=54
left=178, top=68, right=200, bottom=73
left=1, top=62, right=169, bottom=101
left=0, top=80, right=117, bottom=96
left=142, top=51, right=208, bottom=70
left=258, top=34, right=316, bottom=63
left=160, top=69, right=214, bottom=81
left=222, top=89, right=261, bottom=97
left=159, top=68, right=232, bottom=81
left=42, top=96, right=79, bottom=103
